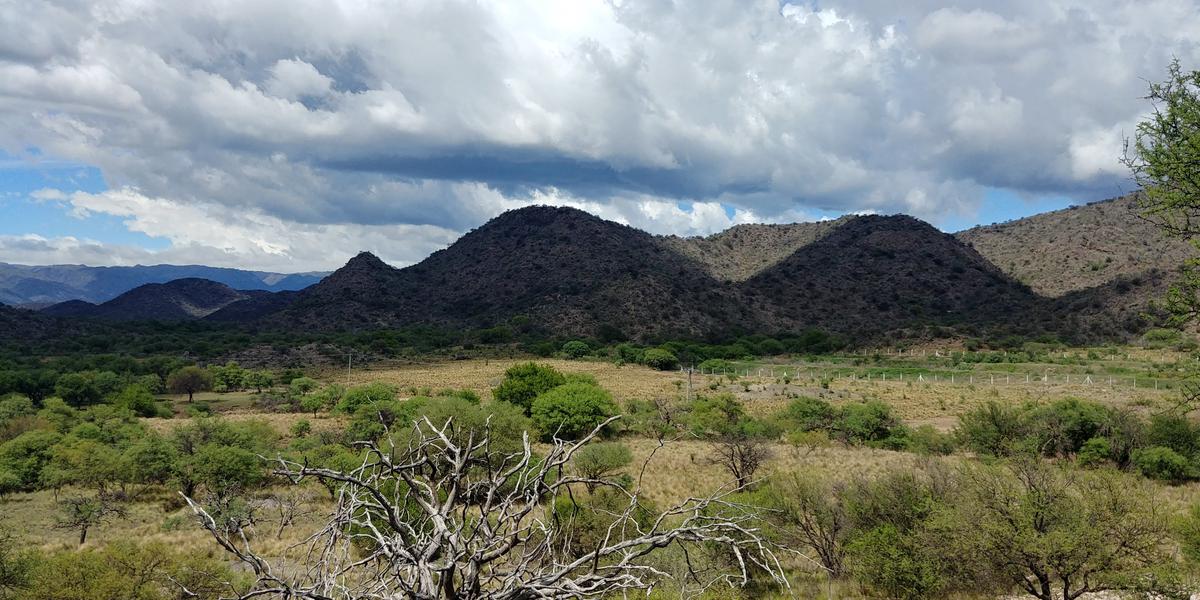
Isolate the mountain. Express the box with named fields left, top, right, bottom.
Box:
left=272, top=208, right=1059, bottom=342
left=658, top=217, right=852, bottom=281
left=273, top=206, right=744, bottom=340
left=0, top=263, right=325, bottom=306
left=17, top=199, right=1192, bottom=345
left=955, top=194, right=1192, bottom=297
left=743, top=215, right=1045, bottom=338
left=41, top=278, right=271, bottom=321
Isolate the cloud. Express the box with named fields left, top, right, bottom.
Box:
left=1, top=0, right=1197, bottom=269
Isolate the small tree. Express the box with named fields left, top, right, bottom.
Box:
left=561, top=340, right=590, bottom=359
left=572, top=441, right=632, bottom=491
left=755, top=473, right=848, bottom=578
left=530, top=382, right=618, bottom=441
left=288, top=377, right=318, bottom=398
left=55, top=493, right=126, bottom=545
left=641, top=348, right=678, bottom=371
left=492, top=362, right=566, bottom=415
left=709, top=433, right=772, bottom=490
left=939, top=460, right=1174, bottom=600
left=186, top=416, right=787, bottom=599
left=244, top=371, right=274, bottom=394
left=166, top=367, right=213, bottom=403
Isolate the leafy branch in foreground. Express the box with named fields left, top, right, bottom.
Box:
left=184, top=415, right=786, bottom=599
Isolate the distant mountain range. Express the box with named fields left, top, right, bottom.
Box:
left=10, top=194, right=1191, bottom=345
left=0, top=263, right=325, bottom=307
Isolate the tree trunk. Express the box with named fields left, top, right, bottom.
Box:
left=188, top=390, right=194, bottom=403
left=79, top=525, right=88, bottom=545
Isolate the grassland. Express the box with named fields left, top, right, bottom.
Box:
left=5, top=346, right=1198, bottom=599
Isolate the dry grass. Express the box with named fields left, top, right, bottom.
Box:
left=345, top=358, right=685, bottom=403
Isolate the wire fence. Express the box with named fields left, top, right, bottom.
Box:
left=680, top=365, right=1185, bottom=391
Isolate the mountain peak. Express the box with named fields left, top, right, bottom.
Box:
left=342, top=252, right=394, bottom=272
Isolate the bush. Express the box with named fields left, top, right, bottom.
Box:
left=335, top=382, right=398, bottom=414
left=1132, top=446, right=1195, bottom=483
left=836, top=401, right=898, bottom=445
left=846, top=525, right=945, bottom=600
left=907, top=425, right=956, bottom=456
left=1024, top=398, right=1112, bottom=457
left=111, top=385, right=162, bottom=418
left=1147, top=414, right=1199, bottom=458
left=641, top=348, right=678, bottom=371
left=561, top=341, right=590, bottom=359
left=531, top=383, right=617, bottom=441
left=956, top=401, right=1027, bottom=456
left=778, top=397, right=834, bottom=432
left=492, top=363, right=566, bottom=415
left=1077, top=436, right=1113, bottom=468
left=572, top=442, right=632, bottom=490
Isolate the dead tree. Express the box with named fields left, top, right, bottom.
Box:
left=185, top=416, right=786, bottom=599
left=708, top=435, right=772, bottom=489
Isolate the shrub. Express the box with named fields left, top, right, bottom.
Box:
left=1077, top=436, right=1113, bottom=468
left=641, top=348, right=678, bottom=371
left=778, top=396, right=834, bottom=432
left=291, top=420, right=312, bottom=437
left=1132, top=446, right=1195, bottom=483
left=111, top=385, right=161, bottom=418
left=492, top=363, right=566, bottom=415
left=335, top=382, right=398, bottom=414
left=907, top=425, right=956, bottom=456
left=846, top=525, right=945, bottom=600
left=561, top=341, right=590, bottom=359
left=531, top=383, right=617, bottom=441
left=1147, top=414, right=1199, bottom=458
left=289, top=377, right=319, bottom=397
left=1024, top=398, right=1112, bottom=457
left=956, top=401, right=1027, bottom=456
left=836, top=401, right=898, bottom=445
left=572, top=442, right=632, bottom=490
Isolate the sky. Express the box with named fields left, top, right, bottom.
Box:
left=0, top=0, right=1196, bottom=273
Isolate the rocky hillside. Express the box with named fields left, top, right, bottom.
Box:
left=956, top=195, right=1192, bottom=297
left=41, top=278, right=271, bottom=321
left=658, top=218, right=851, bottom=281
left=744, top=215, right=1045, bottom=339
left=273, top=207, right=745, bottom=340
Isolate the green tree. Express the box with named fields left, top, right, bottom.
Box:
left=166, top=366, right=213, bottom=403
left=492, top=362, right=566, bottom=415
left=55, top=493, right=126, bottom=545
left=244, top=370, right=274, bottom=393
left=938, top=460, right=1174, bottom=600
left=530, top=382, right=617, bottom=441
left=53, top=371, right=119, bottom=407
left=641, top=348, right=678, bottom=371
left=1124, top=60, right=1200, bottom=325
left=110, top=384, right=160, bottom=418
left=572, top=442, right=632, bottom=491
left=561, top=340, right=590, bottom=359
left=335, top=382, right=397, bottom=414
left=289, top=376, right=319, bottom=398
